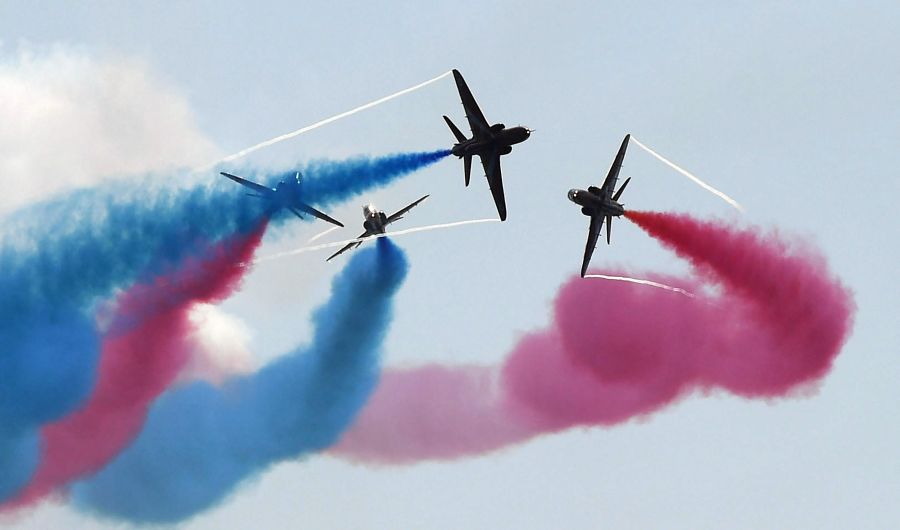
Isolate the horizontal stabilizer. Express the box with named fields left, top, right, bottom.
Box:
left=444, top=115, right=467, bottom=143
left=613, top=177, right=631, bottom=201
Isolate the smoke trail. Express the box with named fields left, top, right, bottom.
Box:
left=306, top=225, right=341, bottom=243
left=205, top=71, right=453, bottom=169
left=0, top=435, right=39, bottom=502
left=72, top=239, right=408, bottom=523
left=292, top=150, right=450, bottom=209
left=631, top=137, right=745, bottom=212
left=1, top=149, right=445, bottom=318
left=0, top=149, right=446, bottom=501
left=332, top=212, right=853, bottom=463
left=4, top=222, right=267, bottom=509
left=0, top=302, right=100, bottom=499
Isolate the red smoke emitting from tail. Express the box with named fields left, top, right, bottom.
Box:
left=622, top=210, right=852, bottom=395
left=5, top=222, right=268, bottom=508
left=333, top=211, right=854, bottom=463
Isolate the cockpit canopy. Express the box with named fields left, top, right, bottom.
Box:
left=567, top=189, right=579, bottom=202
left=275, top=172, right=302, bottom=193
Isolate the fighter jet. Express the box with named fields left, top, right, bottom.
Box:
left=220, top=171, right=344, bottom=227
left=443, top=69, right=531, bottom=221
left=568, top=134, right=632, bottom=277
left=326, top=195, right=430, bottom=261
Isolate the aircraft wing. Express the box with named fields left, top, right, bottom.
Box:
left=386, top=195, right=430, bottom=224
left=452, top=69, right=491, bottom=138
left=581, top=214, right=604, bottom=278
left=295, top=203, right=344, bottom=227
left=479, top=150, right=507, bottom=221
left=326, top=232, right=368, bottom=261
left=599, top=134, right=630, bottom=196
left=220, top=172, right=273, bottom=195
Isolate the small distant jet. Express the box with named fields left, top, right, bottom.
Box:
left=220, top=171, right=344, bottom=227
left=326, top=195, right=430, bottom=261
left=568, top=134, right=632, bottom=277
left=443, top=69, right=531, bottom=221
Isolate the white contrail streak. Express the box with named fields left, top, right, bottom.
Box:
left=197, top=70, right=454, bottom=171
left=306, top=226, right=341, bottom=243
left=631, top=137, right=745, bottom=213
left=583, top=274, right=696, bottom=298
left=252, top=217, right=499, bottom=265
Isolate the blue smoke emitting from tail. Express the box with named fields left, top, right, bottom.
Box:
left=0, top=149, right=447, bottom=500
left=72, top=238, right=408, bottom=523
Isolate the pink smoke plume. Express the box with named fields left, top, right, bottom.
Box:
left=333, top=211, right=854, bottom=463
left=4, top=222, right=267, bottom=508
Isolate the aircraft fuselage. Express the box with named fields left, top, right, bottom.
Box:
left=272, top=175, right=302, bottom=208
left=567, top=189, right=625, bottom=217
left=362, top=204, right=388, bottom=234
left=451, top=125, right=530, bottom=158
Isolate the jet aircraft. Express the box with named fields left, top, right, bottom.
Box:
left=443, top=69, right=531, bottom=221
left=220, top=171, right=344, bottom=227
left=567, top=134, right=632, bottom=277
left=326, top=195, right=430, bottom=261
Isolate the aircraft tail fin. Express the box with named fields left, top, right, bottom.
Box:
left=443, top=115, right=467, bottom=143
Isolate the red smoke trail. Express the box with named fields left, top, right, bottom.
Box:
left=5, top=222, right=267, bottom=508
left=333, top=212, right=854, bottom=463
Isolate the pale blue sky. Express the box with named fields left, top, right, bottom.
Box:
left=2, top=2, right=898, bottom=528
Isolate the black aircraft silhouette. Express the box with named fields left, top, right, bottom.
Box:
left=220, top=171, right=343, bottom=227
left=443, top=69, right=531, bottom=221
left=567, top=134, right=632, bottom=277
left=326, top=195, right=430, bottom=261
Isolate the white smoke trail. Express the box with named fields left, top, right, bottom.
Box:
left=631, top=137, right=745, bottom=213
left=306, top=226, right=341, bottom=243
left=253, top=217, right=499, bottom=265
left=197, top=70, right=454, bottom=171
left=583, top=274, right=696, bottom=298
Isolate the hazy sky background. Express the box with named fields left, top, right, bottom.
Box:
left=1, top=2, right=898, bottom=528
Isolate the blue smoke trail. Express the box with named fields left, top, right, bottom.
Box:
left=0, top=149, right=447, bottom=500
left=71, top=238, right=408, bottom=523
left=0, top=434, right=38, bottom=501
